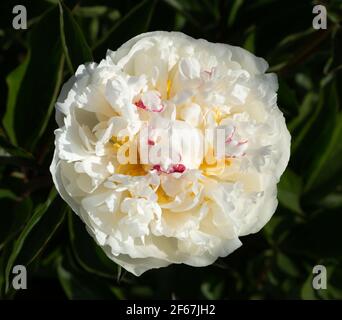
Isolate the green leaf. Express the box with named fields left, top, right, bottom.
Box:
left=304, top=82, right=342, bottom=194
left=327, top=266, right=342, bottom=299
left=74, top=6, right=109, bottom=18
left=263, top=215, right=287, bottom=245
left=0, top=244, right=13, bottom=298
left=301, top=275, right=317, bottom=300
left=68, top=213, right=118, bottom=278
left=277, top=169, right=303, bottom=214
left=284, top=208, right=342, bottom=259
left=243, top=27, right=256, bottom=53
left=2, top=6, right=64, bottom=151
left=94, top=0, right=157, bottom=58
left=162, top=0, right=201, bottom=28
left=269, top=28, right=314, bottom=68
left=290, top=92, right=320, bottom=155
left=276, top=252, right=300, bottom=278
left=295, top=73, right=313, bottom=91
left=0, top=130, right=33, bottom=158
left=327, top=25, right=342, bottom=73
left=59, top=1, right=93, bottom=73
left=317, top=193, right=342, bottom=209
left=288, top=92, right=317, bottom=139
left=290, top=76, right=342, bottom=198
left=201, top=281, right=224, bottom=300
left=2, top=59, right=29, bottom=146
left=269, top=28, right=330, bottom=74
left=13, top=198, right=67, bottom=267
left=0, top=189, right=18, bottom=200
left=0, top=196, right=32, bottom=250
left=57, top=252, right=119, bottom=300
left=4, top=188, right=57, bottom=292
left=227, top=0, right=244, bottom=27
left=277, top=79, right=299, bottom=117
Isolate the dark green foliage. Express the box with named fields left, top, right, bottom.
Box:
left=0, top=0, right=342, bottom=299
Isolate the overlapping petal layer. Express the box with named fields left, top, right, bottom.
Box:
left=51, top=31, right=291, bottom=276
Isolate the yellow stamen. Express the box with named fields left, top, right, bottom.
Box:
left=110, top=136, right=129, bottom=152
left=156, top=186, right=172, bottom=204
left=110, top=136, right=147, bottom=176
left=200, top=147, right=231, bottom=176
left=166, top=79, right=172, bottom=99
left=115, top=163, right=147, bottom=176
left=213, top=107, right=224, bottom=123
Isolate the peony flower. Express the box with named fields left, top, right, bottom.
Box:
left=50, top=31, right=291, bottom=276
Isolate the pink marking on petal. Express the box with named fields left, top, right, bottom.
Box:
left=202, top=67, right=216, bottom=81
left=204, top=70, right=212, bottom=76
left=134, top=100, right=146, bottom=110
left=225, top=126, right=236, bottom=144
left=152, top=103, right=165, bottom=113
left=237, top=139, right=248, bottom=146
left=135, top=99, right=164, bottom=113
left=152, top=164, right=162, bottom=172
left=148, top=139, right=155, bottom=146
left=151, top=163, right=186, bottom=174
left=170, top=163, right=186, bottom=173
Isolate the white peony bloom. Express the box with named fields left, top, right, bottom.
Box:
left=50, top=31, right=291, bottom=276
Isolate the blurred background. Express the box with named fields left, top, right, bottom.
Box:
left=0, top=0, right=341, bottom=300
